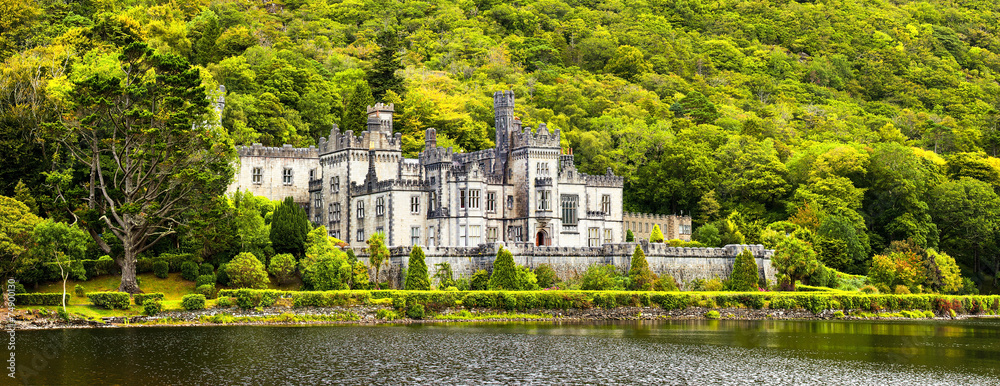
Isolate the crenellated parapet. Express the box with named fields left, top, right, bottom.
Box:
left=583, top=171, right=624, bottom=188
left=351, top=178, right=429, bottom=195
left=419, top=145, right=456, bottom=165
left=623, top=211, right=688, bottom=223
left=237, top=143, right=319, bottom=158
left=512, top=123, right=561, bottom=150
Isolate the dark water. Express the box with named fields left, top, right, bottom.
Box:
left=13, top=319, right=1000, bottom=385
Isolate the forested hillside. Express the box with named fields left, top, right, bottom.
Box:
left=2, top=0, right=1000, bottom=291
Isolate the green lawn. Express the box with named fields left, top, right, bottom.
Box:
left=35, top=272, right=198, bottom=302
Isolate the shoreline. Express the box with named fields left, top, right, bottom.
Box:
left=10, top=305, right=998, bottom=330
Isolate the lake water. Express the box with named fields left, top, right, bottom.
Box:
left=13, top=318, right=1000, bottom=385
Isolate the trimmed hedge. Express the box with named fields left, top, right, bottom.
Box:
left=212, top=289, right=1000, bottom=316
left=87, top=292, right=131, bottom=309
left=17, top=293, right=70, bottom=306
left=133, top=292, right=165, bottom=305
left=182, top=294, right=207, bottom=310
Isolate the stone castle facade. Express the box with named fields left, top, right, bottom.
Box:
left=226, top=90, right=772, bottom=286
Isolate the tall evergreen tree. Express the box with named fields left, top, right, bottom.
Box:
left=488, top=247, right=519, bottom=290
left=628, top=245, right=655, bottom=290
left=404, top=246, right=430, bottom=290
left=366, top=28, right=405, bottom=102
left=342, top=82, right=375, bottom=133
left=727, top=249, right=760, bottom=291
left=270, top=197, right=310, bottom=256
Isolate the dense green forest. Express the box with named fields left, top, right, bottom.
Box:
left=2, top=0, right=1000, bottom=292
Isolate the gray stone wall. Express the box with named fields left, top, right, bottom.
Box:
left=355, top=242, right=775, bottom=289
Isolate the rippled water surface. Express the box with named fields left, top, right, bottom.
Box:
left=15, top=318, right=1000, bottom=385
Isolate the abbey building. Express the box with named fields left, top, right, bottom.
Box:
left=228, top=91, right=637, bottom=248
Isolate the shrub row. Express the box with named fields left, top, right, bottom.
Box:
left=136, top=253, right=200, bottom=274
left=87, top=292, right=131, bottom=309
left=133, top=293, right=165, bottom=305
left=16, top=293, right=70, bottom=306
left=21, top=258, right=118, bottom=284
left=210, top=290, right=1000, bottom=315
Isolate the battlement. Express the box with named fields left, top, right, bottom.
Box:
left=623, top=212, right=689, bottom=222
left=512, top=123, right=561, bottom=149
left=237, top=143, right=319, bottom=159
left=584, top=171, right=624, bottom=188
left=351, top=178, right=429, bottom=195
left=419, top=145, right=455, bottom=164
left=493, top=90, right=515, bottom=109
left=319, top=129, right=402, bottom=154
left=366, top=103, right=395, bottom=114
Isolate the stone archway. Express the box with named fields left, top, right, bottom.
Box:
left=536, top=229, right=549, bottom=246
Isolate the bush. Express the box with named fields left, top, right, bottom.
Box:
left=197, top=284, right=217, bottom=299
left=859, top=285, right=879, bottom=294
left=216, top=263, right=230, bottom=286
left=628, top=245, right=655, bottom=290
left=196, top=274, right=217, bottom=287
left=226, top=252, right=270, bottom=289
left=727, top=249, right=759, bottom=291
left=404, top=246, right=431, bottom=290
left=655, top=274, right=679, bottom=291
left=407, top=304, right=425, bottom=319
left=133, top=293, right=165, bottom=305
left=96, top=255, right=116, bottom=275
left=74, top=284, right=85, bottom=297
left=199, top=263, right=215, bottom=276
left=16, top=293, right=69, bottom=306
left=894, top=285, right=911, bottom=295
left=268, top=254, right=297, bottom=285
left=216, top=297, right=234, bottom=308
left=142, top=299, right=161, bottom=316
left=833, top=310, right=846, bottom=318
left=470, top=270, right=490, bottom=290
left=87, top=292, right=131, bottom=309
left=534, top=264, right=559, bottom=288
left=181, top=261, right=200, bottom=281
left=488, top=247, right=519, bottom=290
left=377, top=309, right=399, bottom=320
left=182, top=294, right=207, bottom=310
left=153, top=261, right=169, bottom=278
left=581, top=264, right=618, bottom=290
left=705, top=310, right=721, bottom=319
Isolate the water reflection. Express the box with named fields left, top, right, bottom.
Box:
left=16, top=319, right=1000, bottom=385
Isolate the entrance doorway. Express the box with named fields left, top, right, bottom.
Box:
left=536, top=230, right=549, bottom=246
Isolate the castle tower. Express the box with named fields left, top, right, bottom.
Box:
left=493, top=90, right=515, bottom=178
left=366, top=103, right=395, bottom=133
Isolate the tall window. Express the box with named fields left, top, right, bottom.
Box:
left=537, top=190, right=551, bottom=211
left=376, top=226, right=383, bottom=234
left=561, top=195, right=578, bottom=225
left=312, top=193, right=322, bottom=220
left=588, top=227, right=599, bottom=247
left=410, top=195, right=420, bottom=213
left=507, top=195, right=513, bottom=209
left=601, top=194, right=611, bottom=215
left=332, top=203, right=341, bottom=221
left=375, top=196, right=385, bottom=216
left=487, top=227, right=498, bottom=243
left=331, top=176, right=339, bottom=192
left=510, top=226, right=523, bottom=242
left=428, top=226, right=435, bottom=247
left=604, top=229, right=612, bottom=244
left=680, top=224, right=692, bottom=235
left=252, top=167, right=262, bottom=184
left=429, top=192, right=436, bottom=211
left=309, top=169, right=315, bottom=180
left=486, top=192, right=497, bottom=212
left=328, top=203, right=333, bottom=220
left=469, top=225, right=481, bottom=245
left=411, top=227, right=420, bottom=246
left=460, top=189, right=467, bottom=209
left=357, top=200, right=365, bottom=219
left=469, top=190, right=480, bottom=209
left=283, top=168, right=293, bottom=185
left=356, top=229, right=365, bottom=242
left=460, top=225, right=467, bottom=246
